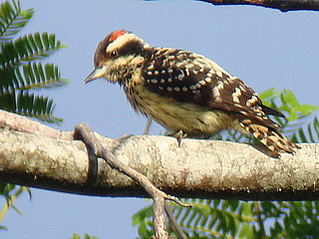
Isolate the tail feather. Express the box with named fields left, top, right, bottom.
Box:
left=261, top=104, right=285, bottom=118
left=240, top=119, right=300, bottom=157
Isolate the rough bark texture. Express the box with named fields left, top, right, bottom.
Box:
left=200, top=0, right=319, bottom=12
left=0, top=110, right=73, bottom=140
left=0, top=127, right=318, bottom=201
left=74, top=123, right=184, bottom=239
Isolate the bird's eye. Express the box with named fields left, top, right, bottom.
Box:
left=110, top=50, right=118, bottom=57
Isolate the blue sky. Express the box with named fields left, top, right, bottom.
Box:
left=2, top=0, right=319, bottom=238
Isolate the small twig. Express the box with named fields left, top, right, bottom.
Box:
left=143, top=117, right=190, bottom=238
left=253, top=201, right=267, bottom=239
left=143, top=118, right=153, bottom=135
left=165, top=203, right=188, bottom=239
left=74, top=123, right=190, bottom=239
left=165, top=195, right=192, bottom=208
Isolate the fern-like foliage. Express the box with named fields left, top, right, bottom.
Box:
left=259, top=88, right=318, bottom=135
left=0, top=0, right=33, bottom=44
left=1, top=62, right=67, bottom=92
left=291, top=116, right=319, bottom=143
left=68, top=233, right=99, bottom=239
left=132, top=205, right=154, bottom=237
left=133, top=200, right=258, bottom=239
left=0, top=32, right=65, bottom=67
left=171, top=199, right=257, bottom=238
left=0, top=0, right=68, bottom=230
left=0, top=183, right=31, bottom=230
left=133, top=88, right=319, bottom=238
left=0, top=0, right=68, bottom=123
left=0, top=91, right=60, bottom=123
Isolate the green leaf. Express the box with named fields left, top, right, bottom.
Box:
left=281, top=89, right=299, bottom=108
left=69, top=233, right=99, bottom=239
left=0, top=0, right=34, bottom=44
left=84, top=234, right=99, bottom=239
left=258, top=87, right=277, bottom=101
left=132, top=205, right=153, bottom=226
left=0, top=32, right=64, bottom=67
left=69, top=233, right=80, bottom=239
left=296, top=104, right=319, bottom=116
left=0, top=91, right=62, bottom=123
left=132, top=204, right=154, bottom=238
left=239, top=222, right=250, bottom=238
left=0, top=225, right=7, bottom=230
left=291, top=116, right=319, bottom=143
left=240, top=202, right=253, bottom=217
left=0, top=185, right=30, bottom=222
left=298, top=128, right=307, bottom=143
left=0, top=63, right=68, bottom=93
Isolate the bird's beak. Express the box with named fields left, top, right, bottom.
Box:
left=83, top=66, right=109, bottom=84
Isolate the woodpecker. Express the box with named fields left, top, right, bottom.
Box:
left=84, top=30, right=299, bottom=157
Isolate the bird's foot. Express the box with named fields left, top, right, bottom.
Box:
left=174, top=130, right=187, bottom=147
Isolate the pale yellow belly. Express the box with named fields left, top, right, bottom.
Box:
left=127, top=84, right=236, bottom=137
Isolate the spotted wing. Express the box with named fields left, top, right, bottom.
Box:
left=142, top=48, right=282, bottom=129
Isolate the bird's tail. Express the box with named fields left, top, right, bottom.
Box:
left=240, top=119, right=300, bottom=157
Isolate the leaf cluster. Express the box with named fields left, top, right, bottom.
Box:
left=259, top=88, right=319, bottom=143
left=69, top=233, right=99, bottom=239
left=134, top=187, right=319, bottom=239
left=0, top=0, right=68, bottom=231
left=0, top=183, right=30, bottom=230
left=0, top=0, right=68, bottom=123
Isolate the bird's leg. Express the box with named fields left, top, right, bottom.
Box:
left=174, top=130, right=187, bottom=147
left=143, top=118, right=153, bottom=135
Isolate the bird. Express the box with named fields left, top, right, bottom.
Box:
left=84, top=30, right=299, bottom=157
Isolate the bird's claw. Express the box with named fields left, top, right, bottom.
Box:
left=174, top=130, right=187, bottom=147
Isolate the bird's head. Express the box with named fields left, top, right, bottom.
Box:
left=84, top=30, right=150, bottom=84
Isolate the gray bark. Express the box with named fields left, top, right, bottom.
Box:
left=0, top=127, right=318, bottom=201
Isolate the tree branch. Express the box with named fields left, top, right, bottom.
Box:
left=0, top=109, right=73, bottom=140
left=199, top=0, right=319, bottom=12
left=74, top=123, right=190, bottom=239
left=0, top=110, right=318, bottom=201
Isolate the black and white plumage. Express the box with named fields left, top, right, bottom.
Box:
left=84, top=30, right=299, bottom=157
